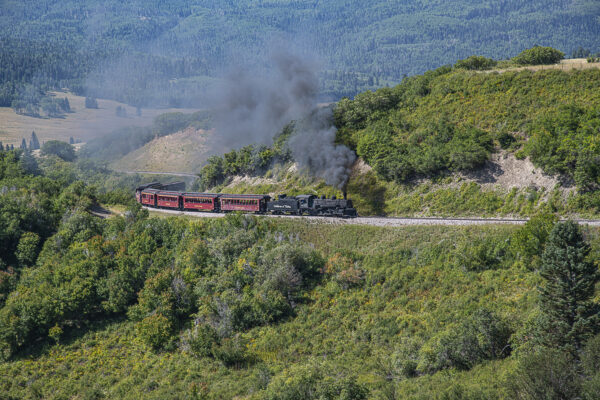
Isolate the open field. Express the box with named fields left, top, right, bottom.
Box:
left=0, top=92, right=199, bottom=147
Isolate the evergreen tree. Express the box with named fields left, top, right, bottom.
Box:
left=63, top=97, right=70, bottom=112
left=30, top=131, right=40, bottom=150
left=0, top=142, right=3, bottom=151
left=20, top=138, right=27, bottom=150
left=539, top=221, right=599, bottom=354
left=69, top=137, right=74, bottom=145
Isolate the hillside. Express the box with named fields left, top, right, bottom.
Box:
left=2, top=114, right=600, bottom=399
left=111, top=127, right=211, bottom=174
left=199, top=66, right=600, bottom=218
left=1, top=1, right=599, bottom=105
left=3, top=206, right=599, bottom=398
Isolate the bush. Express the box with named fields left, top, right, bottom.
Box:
left=454, top=55, right=497, bottom=70
left=41, top=140, right=76, bottom=162
left=136, top=313, right=173, bottom=350
left=508, top=349, right=581, bottom=400
left=513, top=46, right=564, bottom=65
left=212, top=334, right=251, bottom=367
left=263, top=362, right=368, bottom=400
left=420, top=309, right=511, bottom=372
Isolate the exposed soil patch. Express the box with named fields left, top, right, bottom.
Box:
left=460, top=151, right=569, bottom=192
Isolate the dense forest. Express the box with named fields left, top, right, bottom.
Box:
left=1, top=0, right=599, bottom=106
left=0, top=149, right=600, bottom=398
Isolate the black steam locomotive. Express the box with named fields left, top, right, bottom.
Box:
left=136, top=183, right=358, bottom=218
left=267, top=194, right=358, bottom=218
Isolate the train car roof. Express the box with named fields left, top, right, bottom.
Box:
left=296, top=194, right=316, bottom=199
left=136, top=182, right=161, bottom=191
left=219, top=194, right=271, bottom=199
left=182, top=192, right=221, bottom=197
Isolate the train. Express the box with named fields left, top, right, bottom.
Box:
left=135, top=182, right=358, bottom=218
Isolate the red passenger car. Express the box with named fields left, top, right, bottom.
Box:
left=219, top=194, right=270, bottom=213
left=140, top=188, right=159, bottom=207
left=156, top=191, right=182, bottom=209
left=182, top=193, right=220, bottom=212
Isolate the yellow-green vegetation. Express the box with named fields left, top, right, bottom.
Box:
left=2, top=150, right=600, bottom=399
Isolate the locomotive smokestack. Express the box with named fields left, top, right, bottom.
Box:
left=343, top=191, right=347, bottom=200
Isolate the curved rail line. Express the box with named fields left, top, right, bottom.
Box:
left=142, top=207, right=600, bottom=227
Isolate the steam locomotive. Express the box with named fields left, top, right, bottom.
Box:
left=135, top=182, right=358, bottom=218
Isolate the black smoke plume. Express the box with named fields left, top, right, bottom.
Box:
left=211, top=47, right=356, bottom=189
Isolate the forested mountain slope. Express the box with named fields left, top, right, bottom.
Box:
left=1, top=0, right=599, bottom=105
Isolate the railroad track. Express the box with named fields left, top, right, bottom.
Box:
left=142, top=207, right=600, bottom=227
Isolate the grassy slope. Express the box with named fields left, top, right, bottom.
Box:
left=1, top=220, right=573, bottom=399
left=110, top=128, right=211, bottom=174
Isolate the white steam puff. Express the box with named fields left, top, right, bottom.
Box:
left=211, top=48, right=356, bottom=189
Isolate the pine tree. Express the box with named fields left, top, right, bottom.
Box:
left=20, top=138, right=27, bottom=150
left=539, top=221, right=599, bottom=354
left=69, top=137, right=74, bottom=145
left=31, top=131, right=40, bottom=150
left=0, top=142, right=3, bottom=151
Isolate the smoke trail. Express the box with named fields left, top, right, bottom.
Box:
left=210, top=49, right=318, bottom=148
left=290, top=107, right=356, bottom=189
left=211, top=47, right=356, bottom=189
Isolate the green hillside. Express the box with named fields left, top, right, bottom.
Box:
left=2, top=137, right=600, bottom=399
left=1, top=0, right=599, bottom=105
left=198, top=65, right=600, bottom=218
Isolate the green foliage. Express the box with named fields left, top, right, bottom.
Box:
left=197, top=127, right=292, bottom=190
left=454, top=56, right=497, bottom=71
left=41, top=140, right=76, bottom=162
left=512, top=46, right=565, bottom=65
left=508, top=348, right=581, bottom=400
left=420, top=309, right=512, bottom=372
left=510, top=212, right=558, bottom=269
left=538, top=221, right=599, bottom=353
left=136, top=314, right=173, bottom=350
left=262, top=361, right=368, bottom=400
left=15, top=232, right=40, bottom=267
left=525, top=105, right=600, bottom=192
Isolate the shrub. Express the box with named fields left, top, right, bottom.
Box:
left=188, top=324, right=219, bottom=358
left=513, top=46, right=564, bottom=65
left=454, top=55, right=497, bottom=70
left=136, top=313, right=173, bottom=350
left=508, top=349, right=581, bottom=400
left=263, top=362, right=368, bottom=400
left=420, top=309, right=511, bottom=372
left=212, top=334, right=251, bottom=367
left=41, top=140, right=76, bottom=162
